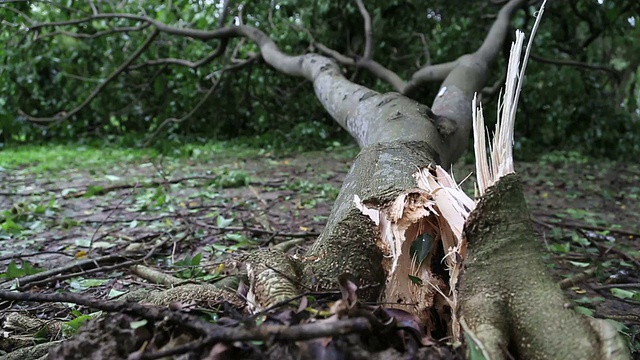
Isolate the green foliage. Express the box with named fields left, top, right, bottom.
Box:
left=208, top=169, right=250, bottom=189
left=0, top=260, right=42, bottom=279
left=62, top=311, right=100, bottom=337
left=0, top=1, right=639, bottom=158
left=173, top=252, right=205, bottom=279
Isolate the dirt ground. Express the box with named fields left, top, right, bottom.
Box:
left=0, top=145, right=638, bottom=359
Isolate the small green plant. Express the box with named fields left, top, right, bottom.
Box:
left=0, top=260, right=42, bottom=279
left=0, top=198, right=59, bottom=237
left=209, top=169, right=250, bottom=189
left=173, top=253, right=205, bottom=279
left=62, top=310, right=100, bottom=337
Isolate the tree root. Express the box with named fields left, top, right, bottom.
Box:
left=460, top=175, right=630, bottom=360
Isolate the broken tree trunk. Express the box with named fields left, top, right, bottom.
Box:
left=245, top=3, right=629, bottom=358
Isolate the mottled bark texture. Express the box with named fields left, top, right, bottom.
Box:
left=461, top=174, right=629, bottom=360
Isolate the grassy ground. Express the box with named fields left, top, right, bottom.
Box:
left=1, top=141, right=638, bottom=357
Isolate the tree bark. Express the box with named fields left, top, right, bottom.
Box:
left=19, top=0, right=631, bottom=358
left=461, top=174, right=628, bottom=360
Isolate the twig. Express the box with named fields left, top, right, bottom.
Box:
left=558, top=268, right=596, bottom=290
left=23, top=232, right=180, bottom=291
left=89, top=184, right=138, bottom=251
left=530, top=54, right=620, bottom=81
left=129, top=45, right=226, bottom=70
left=591, top=283, right=640, bottom=290
left=1, top=254, right=127, bottom=288
left=198, top=223, right=318, bottom=238
left=61, top=175, right=282, bottom=199
left=0, top=251, right=74, bottom=261
left=144, top=56, right=258, bottom=145
left=534, top=215, right=640, bottom=238
left=141, top=337, right=210, bottom=359
left=590, top=240, right=640, bottom=269
left=36, top=23, right=150, bottom=40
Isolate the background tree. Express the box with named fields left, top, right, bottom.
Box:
left=1, top=0, right=639, bottom=157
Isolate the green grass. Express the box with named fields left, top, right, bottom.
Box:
left=0, top=141, right=265, bottom=173
left=0, top=144, right=157, bottom=173
left=0, top=135, right=357, bottom=174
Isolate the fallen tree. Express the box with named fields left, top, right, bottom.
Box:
left=4, top=0, right=632, bottom=358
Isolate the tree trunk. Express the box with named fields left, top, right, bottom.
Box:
left=241, top=0, right=629, bottom=356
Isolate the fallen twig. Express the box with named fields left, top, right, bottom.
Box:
left=1, top=253, right=126, bottom=288
left=558, top=268, right=596, bottom=290
left=591, top=283, right=640, bottom=290
left=199, top=222, right=318, bottom=238
left=533, top=214, right=640, bottom=238
left=0, top=250, right=74, bottom=261
left=0, top=290, right=372, bottom=343
left=13, top=232, right=168, bottom=291
left=62, top=176, right=286, bottom=199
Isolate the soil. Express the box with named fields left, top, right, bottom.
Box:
left=0, top=147, right=638, bottom=359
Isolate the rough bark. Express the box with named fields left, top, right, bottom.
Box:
left=461, top=174, right=629, bottom=360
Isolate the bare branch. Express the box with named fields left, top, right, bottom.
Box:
left=129, top=1, right=231, bottom=71
left=0, top=5, right=34, bottom=25
left=88, top=0, right=99, bottom=15
left=354, top=0, right=373, bottom=60
left=145, top=55, right=259, bottom=144
left=218, top=0, right=231, bottom=28
left=36, top=23, right=150, bottom=40
left=530, top=53, right=620, bottom=80
left=482, top=73, right=506, bottom=98
left=414, top=32, right=431, bottom=66
left=128, top=41, right=228, bottom=70
left=291, top=24, right=347, bottom=62
left=404, top=0, right=527, bottom=96
left=19, top=29, right=159, bottom=124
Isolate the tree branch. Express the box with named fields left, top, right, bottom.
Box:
left=404, top=61, right=459, bottom=95
left=35, top=23, right=150, bottom=40
left=530, top=53, right=620, bottom=80
left=19, top=29, right=159, bottom=124
left=23, top=13, right=372, bottom=134
left=405, top=0, right=527, bottom=95
left=128, top=42, right=228, bottom=70
left=413, top=32, right=431, bottom=66
left=129, top=0, right=232, bottom=71
left=144, top=55, right=259, bottom=144
left=354, top=0, right=373, bottom=60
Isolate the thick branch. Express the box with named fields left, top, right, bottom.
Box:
left=404, top=61, right=458, bottom=95
left=313, top=36, right=407, bottom=92
left=406, top=0, right=526, bottom=95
